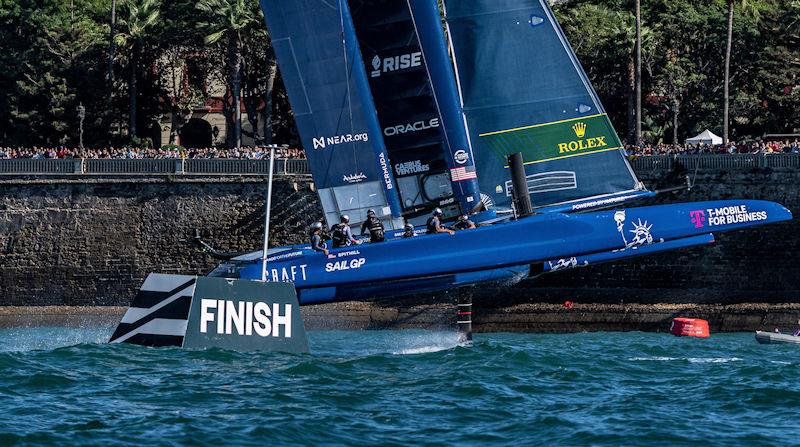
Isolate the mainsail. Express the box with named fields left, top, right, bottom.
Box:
left=347, top=0, right=452, bottom=218
left=259, top=0, right=403, bottom=228
left=348, top=0, right=482, bottom=218
left=442, top=0, right=644, bottom=210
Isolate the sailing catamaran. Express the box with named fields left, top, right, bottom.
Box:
left=204, top=0, right=791, bottom=304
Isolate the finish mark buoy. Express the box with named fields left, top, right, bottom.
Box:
left=670, top=318, right=710, bottom=338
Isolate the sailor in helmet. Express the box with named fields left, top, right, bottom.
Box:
left=331, top=214, right=360, bottom=248
left=402, top=222, right=416, bottom=238
left=360, top=209, right=385, bottom=243
left=453, top=214, right=476, bottom=230
left=309, top=221, right=329, bottom=256
left=426, top=208, right=454, bottom=235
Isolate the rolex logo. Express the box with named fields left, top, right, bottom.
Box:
left=572, top=122, right=587, bottom=138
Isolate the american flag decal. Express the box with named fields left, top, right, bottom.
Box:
left=450, top=166, right=477, bottom=182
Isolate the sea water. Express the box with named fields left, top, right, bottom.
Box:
left=1, top=326, right=799, bottom=446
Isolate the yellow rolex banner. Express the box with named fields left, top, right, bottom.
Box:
left=479, top=114, right=623, bottom=165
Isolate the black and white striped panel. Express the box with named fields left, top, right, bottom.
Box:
left=109, top=274, right=197, bottom=347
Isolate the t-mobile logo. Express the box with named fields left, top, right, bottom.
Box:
left=690, top=210, right=706, bottom=228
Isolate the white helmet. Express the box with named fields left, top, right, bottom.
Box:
left=433, top=208, right=443, bottom=216
left=311, top=222, right=323, bottom=230
left=340, top=214, right=350, bottom=223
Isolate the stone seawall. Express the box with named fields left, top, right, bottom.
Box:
left=1, top=167, right=799, bottom=327
left=0, top=176, right=318, bottom=306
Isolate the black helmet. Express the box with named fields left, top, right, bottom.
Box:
left=367, top=209, right=376, bottom=217
left=433, top=207, right=443, bottom=216
left=340, top=214, right=350, bottom=223
left=311, top=222, right=323, bottom=231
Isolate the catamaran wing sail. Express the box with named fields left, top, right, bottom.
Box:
left=442, top=0, right=645, bottom=212
left=347, top=0, right=452, bottom=218
left=347, top=0, right=482, bottom=219
left=259, top=0, right=403, bottom=228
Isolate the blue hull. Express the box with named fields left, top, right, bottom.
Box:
left=214, top=200, right=791, bottom=304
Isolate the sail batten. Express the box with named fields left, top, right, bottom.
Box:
left=443, top=0, right=642, bottom=210
left=260, top=0, right=403, bottom=227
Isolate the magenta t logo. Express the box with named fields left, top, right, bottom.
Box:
left=690, top=210, right=706, bottom=228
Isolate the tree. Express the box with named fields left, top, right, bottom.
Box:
left=241, top=25, right=277, bottom=146
left=0, top=0, right=108, bottom=146
left=114, top=0, right=161, bottom=140
left=154, top=0, right=213, bottom=145
left=722, top=0, right=764, bottom=144
left=197, top=0, right=264, bottom=149
left=635, top=0, right=642, bottom=145
left=654, top=50, right=703, bottom=144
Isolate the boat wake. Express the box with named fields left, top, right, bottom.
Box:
left=628, top=356, right=743, bottom=363
left=389, top=331, right=462, bottom=355
left=394, top=344, right=456, bottom=355
left=0, top=326, right=114, bottom=353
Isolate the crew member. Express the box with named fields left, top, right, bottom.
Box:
left=426, top=208, right=454, bottom=235
left=402, top=223, right=416, bottom=238
left=360, top=209, right=385, bottom=243
left=310, top=221, right=329, bottom=256
left=331, top=214, right=360, bottom=248
left=453, top=214, right=476, bottom=230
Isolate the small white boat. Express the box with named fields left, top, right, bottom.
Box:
left=755, top=331, right=800, bottom=344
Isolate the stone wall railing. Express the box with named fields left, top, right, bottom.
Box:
left=2, top=155, right=798, bottom=176
left=630, top=153, right=800, bottom=171
left=0, top=158, right=312, bottom=176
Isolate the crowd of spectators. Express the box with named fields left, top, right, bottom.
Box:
left=626, top=139, right=800, bottom=156
left=0, top=145, right=306, bottom=160
left=3, top=140, right=799, bottom=160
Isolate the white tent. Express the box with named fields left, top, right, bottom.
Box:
left=685, top=129, right=723, bottom=145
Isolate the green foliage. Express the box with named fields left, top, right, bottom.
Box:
left=0, top=0, right=795, bottom=148
left=160, top=143, right=185, bottom=152
left=554, top=0, right=799, bottom=143
left=114, top=0, right=161, bottom=48
left=128, top=135, right=153, bottom=148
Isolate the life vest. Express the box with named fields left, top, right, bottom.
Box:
left=453, top=220, right=472, bottom=230
left=331, top=223, right=348, bottom=248
left=426, top=216, right=439, bottom=234
left=365, top=217, right=385, bottom=242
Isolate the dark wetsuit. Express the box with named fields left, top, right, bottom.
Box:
left=360, top=216, right=385, bottom=243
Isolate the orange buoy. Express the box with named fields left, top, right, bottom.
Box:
left=670, top=318, right=710, bottom=338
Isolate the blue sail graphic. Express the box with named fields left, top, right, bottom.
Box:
left=348, top=0, right=455, bottom=218
left=407, top=0, right=483, bottom=213
left=443, top=0, right=643, bottom=210
left=259, top=0, right=403, bottom=226
left=348, top=0, right=481, bottom=218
